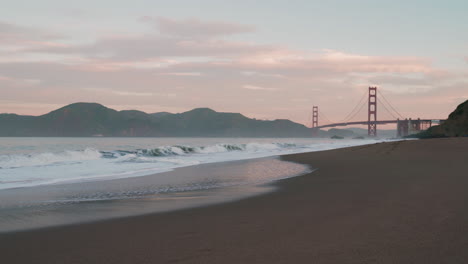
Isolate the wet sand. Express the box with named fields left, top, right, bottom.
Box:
left=1, top=138, right=468, bottom=263
left=0, top=157, right=307, bottom=233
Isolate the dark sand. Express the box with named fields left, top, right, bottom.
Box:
left=1, top=138, right=468, bottom=263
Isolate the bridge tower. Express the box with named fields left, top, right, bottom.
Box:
left=368, top=87, right=377, bottom=137
left=312, top=106, right=318, bottom=128
left=312, top=106, right=319, bottom=136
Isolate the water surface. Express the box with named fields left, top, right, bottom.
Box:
left=0, top=137, right=392, bottom=232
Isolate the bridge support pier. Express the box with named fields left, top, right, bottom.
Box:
left=397, top=118, right=432, bottom=137
left=397, top=119, right=409, bottom=137
left=420, top=119, right=432, bottom=130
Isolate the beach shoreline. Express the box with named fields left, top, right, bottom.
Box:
left=0, top=156, right=310, bottom=233
left=1, top=138, right=468, bottom=263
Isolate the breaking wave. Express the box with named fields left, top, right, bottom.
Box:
left=0, top=148, right=102, bottom=169
left=0, top=143, right=296, bottom=169
left=0, top=139, right=387, bottom=190
left=106, top=143, right=297, bottom=158
left=0, top=143, right=299, bottom=169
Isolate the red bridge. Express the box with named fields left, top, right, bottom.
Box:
left=312, top=87, right=445, bottom=137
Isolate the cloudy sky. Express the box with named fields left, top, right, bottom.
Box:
left=1, top=0, right=467, bottom=126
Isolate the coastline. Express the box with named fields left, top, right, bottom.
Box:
left=0, top=137, right=379, bottom=190
left=2, top=138, right=468, bottom=263
left=0, top=156, right=309, bottom=233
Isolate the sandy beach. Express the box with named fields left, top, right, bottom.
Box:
left=1, top=138, right=468, bottom=263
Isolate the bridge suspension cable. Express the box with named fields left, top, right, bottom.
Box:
left=341, top=91, right=368, bottom=122
left=377, top=97, right=397, bottom=119
left=319, top=110, right=334, bottom=124
left=344, top=98, right=367, bottom=123
left=377, top=90, right=404, bottom=119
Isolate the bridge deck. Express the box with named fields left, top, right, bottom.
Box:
left=315, top=119, right=441, bottom=129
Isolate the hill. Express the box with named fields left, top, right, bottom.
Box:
left=0, top=103, right=157, bottom=137
left=416, top=100, right=468, bottom=138
left=0, top=103, right=317, bottom=137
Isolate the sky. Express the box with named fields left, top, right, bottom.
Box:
left=1, top=0, right=467, bottom=126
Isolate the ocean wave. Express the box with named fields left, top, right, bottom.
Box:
left=0, top=143, right=299, bottom=169
left=0, top=148, right=102, bottom=169
left=0, top=139, right=391, bottom=190
left=107, top=143, right=298, bottom=158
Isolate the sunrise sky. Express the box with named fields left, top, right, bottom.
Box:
left=1, top=0, right=467, bottom=126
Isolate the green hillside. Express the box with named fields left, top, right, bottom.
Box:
left=417, top=100, right=468, bottom=138
left=0, top=103, right=314, bottom=137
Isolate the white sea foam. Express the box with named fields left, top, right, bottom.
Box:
left=0, top=138, right=396, bottom=190
left=0, top=148, right=102, bottom=169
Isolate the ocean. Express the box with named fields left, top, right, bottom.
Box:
left=0, top=137, right=391, bottom=232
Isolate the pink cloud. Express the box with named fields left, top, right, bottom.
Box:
left=27, top=34, right=274, bottom=61
left=159, top=72, right=202, bottom=76
left=242, top=84, right=277, bottom=91
left=18, top=17, right=269, bottom=62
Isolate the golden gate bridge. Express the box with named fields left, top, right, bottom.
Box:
left=311, top=87, right=445, bottom=137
